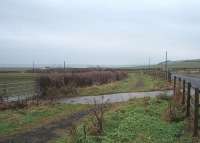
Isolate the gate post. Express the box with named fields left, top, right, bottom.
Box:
left=168, top=72, right=171, bottom=83
left=174, top=76, right=176, bottom=96
left=182, top=80, right=186, bottom=105
left=193, top=88, right=199, bottom=136
left=186, top=82, right=191, bottom=117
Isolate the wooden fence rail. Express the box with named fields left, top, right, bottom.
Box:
left=172, top=74, right=200, bottom=136
left=145, top=70, right=200, bottom=136
left=0, top=80, right=41, bottom=106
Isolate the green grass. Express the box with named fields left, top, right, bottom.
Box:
left=78, top=72, right=168, bottom=96
left=0, top=73, right=38, bottom=98
left=139, top=59, right=200, bottom=69
left=0, top=104, right=90, bottom=137
left=163, top=59, right=200, bottom=69
left=0, top=72, right=169, bottom=98
left=56, top=98, right=192, bottom=143
left=0, top=73, right=37, bottom=83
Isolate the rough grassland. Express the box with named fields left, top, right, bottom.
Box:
left=0, top=73, right=37, bottom=83
left=0, top=104, right=90, bottom=137
left=78, top=72, right=169, bottom=96
left=55, top=98, right=192, bottom=143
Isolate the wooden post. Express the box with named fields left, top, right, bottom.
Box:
left=178, top=78, right=182, bottom=88
left=178, top=78, right=182, bottom=97
left=186, top=82, right=191, bottom=117
left=168, top=72, right=171, bottom=83
left=193, top=88, right=199, bottom=136
left=3, top=84, right=7, bottom=103
left=182, top=80, right=186, bottom=105
left=174, top=76, right=176, bottom=96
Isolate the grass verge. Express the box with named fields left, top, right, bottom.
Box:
left=0, top=103, right=90, bottom=137
left=55, top=97, right=192, bottom=143
left=78, top=72, right=169, bottom=96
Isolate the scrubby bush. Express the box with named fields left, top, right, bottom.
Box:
left=38, top=70, right=128, bottom=97
left=156, top=94, right=171, bottom=101
left=163, top=89, right=186, bottom=123
left=164, top=103, right=185, bottom=122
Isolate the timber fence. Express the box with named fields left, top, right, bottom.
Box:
left=172, top=74, right=200, bottom=136
left=145, top=69, right=200, bottom=136
left=0, top=80, right=41, bottom=106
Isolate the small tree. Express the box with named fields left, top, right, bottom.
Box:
left=90, top=96, right=109, bottom=135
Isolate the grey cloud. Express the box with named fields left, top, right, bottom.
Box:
left=0, top=0, right=200, bottom=66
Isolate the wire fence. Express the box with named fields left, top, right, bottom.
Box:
left=0, top=80, right=40, bottom=103
left=145, top=69, right=200, bottom=136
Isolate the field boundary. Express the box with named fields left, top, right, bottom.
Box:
left=0, top=80, right=41, bottom=107
left=172, top=74, right=200, bottom=136
left=146, top=69, right=200, bottom=136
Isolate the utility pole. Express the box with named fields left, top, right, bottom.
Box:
left=165, top=51, right=168, bottom=80
left=32, top=61, right=35, bottom=73
left=149, top=57, right=151, bottom=70
left=165, top=51, right=168, bottom=72
left=64, top=60, right=66, bottom=72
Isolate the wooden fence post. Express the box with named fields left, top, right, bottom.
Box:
left=174, top=76, right=176, bottom=96
left=193, top=88, right=199, bottom=136
left=182, top=80, right=186, bottom=105
left=168, top=72, right=171, bottom=83
left=178, top=78, right=182, bottom=97
left=186, top=82, right=191, bottom=117
left=3, top=84, right=7, bottom=102
left=178, top=78, right=182, bottom=89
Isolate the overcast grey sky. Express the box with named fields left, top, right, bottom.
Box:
left=0, top=0, right=199, bottom=66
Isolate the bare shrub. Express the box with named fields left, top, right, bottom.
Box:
left=89, top=97, right=110, bottom=135
left=68, top=124, right=78, bottom=143
left=173, top=85, right=183, bottom=105
left=39, top=70, right=128, bottom=97
left=164, top=102, right=185, bottom=122
left=0, top=101, right=28, bottom=110
left=164, top=85, right=186, bottom=122
left=0, top=102, right=9, bottom=110
left=135, top=80, right=144, bottom=88
left=60, top=82, right=78, bottom=96
left=143, top=97, right=150, bottom=113
left=143, top=96, right=150, bottom=106
left=156, top=93, right=172, bottom=101
left=45, top=87, right=59, bottom=103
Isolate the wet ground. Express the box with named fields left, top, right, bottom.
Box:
left=0, top=109, right=93, bottom=143
left=59, top=90, right=173, bottom=104
left=1, top=90, right=172, bottom=143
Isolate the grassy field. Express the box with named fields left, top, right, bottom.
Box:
left=0, top=103, right=90, bottom=137
left=161, top=59, right=200, bottom=69
left=0, top=73, right=37, bottom=83
left=0, top=71, right=192, bottom=143
left=0, top=73, right=38, bottom=99
left=55, top=98, right=192, bottom=143
left=78, top=72, right=169, bottom=96
left=135, top=59, right=200, bottom=70
left=0, top=72, right=169, bottom=98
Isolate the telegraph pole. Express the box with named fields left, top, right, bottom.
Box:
left=149, top=57, right=151, bottom=70
left=165, top=51, right=168, bottom=80
left=64, top=60, right=66, bottom=72
left=32, top=61, right=35, bottom=73
left=165, top=51, right=168, bottom=72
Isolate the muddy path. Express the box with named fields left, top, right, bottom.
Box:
left=0, top=90, right=172, bottom=143
left=59, top=90, right=172, bottom=104
left=0, top=109, right=93, bottom=143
